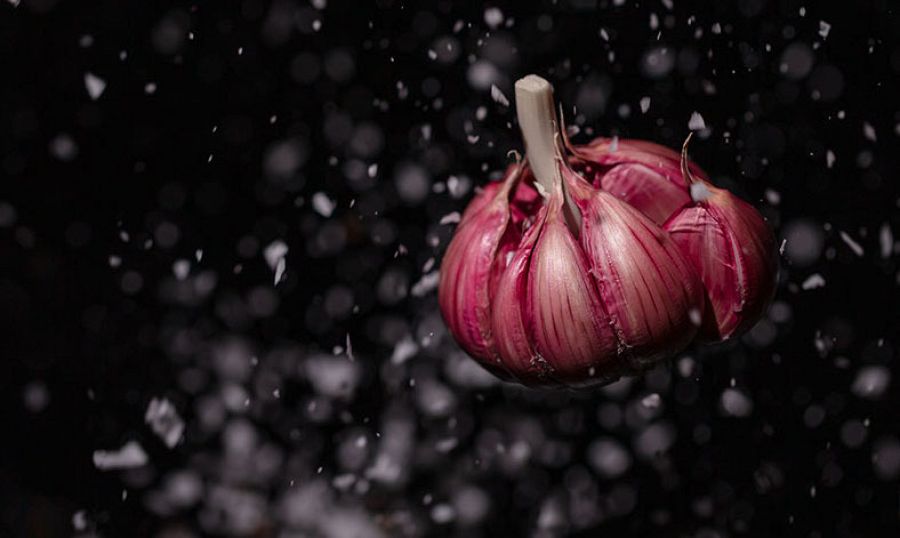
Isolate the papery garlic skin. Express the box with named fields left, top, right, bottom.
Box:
left=664, top=186, right=777, bottom=342
left=570, top=138, right=707, bottom=225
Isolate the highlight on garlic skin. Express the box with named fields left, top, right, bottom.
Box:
left=438, top=74, right=716, bottom=388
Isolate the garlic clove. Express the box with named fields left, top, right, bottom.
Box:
left=563, top=166, right=705, bottom=370
left=597, top=162, right=691, bottom=225
left=665, top=188, right=777, bottom=341
left=663, top=136, right=778, bottom=341
left=569, top=138, right=708, bottom=224
left=490, top=206, right=547, bottom=386
left=438, top=166, right=522, bottom=367
left=524, top=188, right=620, bottom=385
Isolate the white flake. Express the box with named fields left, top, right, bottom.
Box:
left=677, top=357, right=695, bottom=377
left=483, top=7, right=504, bottom=29
left=264, top=240, right=288, bottom=269
left=639, top=96, right=650, bottom=113
left=72, top=510, right=87, bottom=531
left=721, top=388, right=753, bottom=417
left=879, top=223, right=893, bottom=258
left=641, top=393, right=661, bottom=409
left=688, top=307, right=703, bottom=326
left=332, top=474, right=355, bottom=490
left=274, top=258, right=286, bottom=285
left=863, top=122, right=877, bottom=142
left=439, top=211, right=461, bottom=225
left=818, top=21, right=831, bottom=39
left=432, top=503, right=456, bottom=523
left=93, top=441, right=148, bottom=470
left=490, top=84, right=509, bottom=107
left=50, top=133, right=78, bottom=161
left=144, top=398, right=184, bottom=448
left=826, top=150, right=836, bottom=168
left=84, top=72, right=107, bottom=100
left=263, top=240, right=288, bottom=284
left=305, top=355, right=360, bottom=398
left=587, top=438, right=631, bottom=478
left=435, top=437, right=458, bottom=453
left=390, top=335, right=418, bottom=364
left=690, top=182, right=713, bottom=202
left=410, top=271, right=440, bottom=297
left=172, top=259, right=190, bottom=280
left=851, top=366, right=890, bottom=399
left=839, top=231, right=864, bottom=256
left=312, top=192, right=335, bottom=217
left=801, top=273, right=826, bottom=290
left=688, top=111, right=706, bottom=131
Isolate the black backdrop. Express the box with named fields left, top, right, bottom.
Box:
left=2, top=1, right=899, bottom=537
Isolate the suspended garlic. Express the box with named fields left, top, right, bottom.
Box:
left=438, top=75, right=706, bottom=387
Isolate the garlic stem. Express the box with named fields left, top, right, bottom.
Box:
left=515, top=75, right=581, bottom=227
left=515, top=75, right=563, bottom=194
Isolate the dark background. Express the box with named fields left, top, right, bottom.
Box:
left=2, top=0, right=899, bottom=537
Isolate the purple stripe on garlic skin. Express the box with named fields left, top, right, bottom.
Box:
left=437, top=165, right=522, bottom=371
left=524, top=182, right=620, bottom=386
left=561, top=166, right=704, bottom=370
left=438, top=75, right=777, bottom=388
